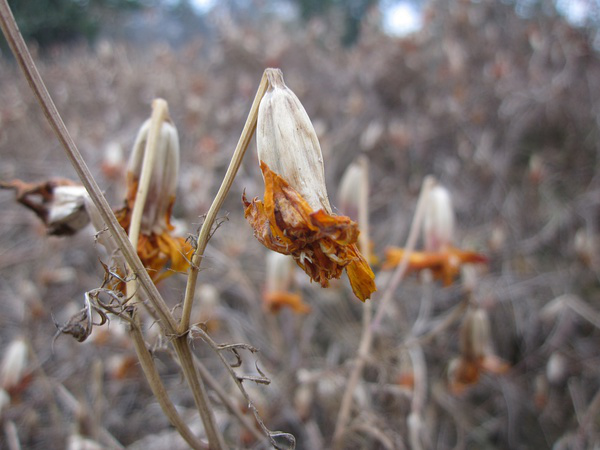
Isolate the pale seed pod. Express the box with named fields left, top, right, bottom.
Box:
left=46, top=185, right=91, bottom=235
left=338, top=159, right=364, bottom=221
left=128, top=115, right=180, bottom=235
left=423, top=184, right=455, bottom=252
left=0, top=338, right=28, bottom=392
left=265, top=251, right=295, bottom=294
left=459, top=307, right=491, bottom=361
left=257, top=68, right=331, bottom=213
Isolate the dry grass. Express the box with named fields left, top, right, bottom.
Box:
left=1, top=0, right=599, bottom=448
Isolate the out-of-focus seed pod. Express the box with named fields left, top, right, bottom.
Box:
left=338, top=159, right=364, bottom=222
left=574, top=228, right=597, bottom=267
left=46, top=185, right=91, bottom=235
left=546, top=352, right=569, bottom=385
left=0, top=338, right=28, bottom=392
left=265, top=251, right=295, bottom=294
left=294, top=382, right=314, bottom=421
left=257, top=68, right=331, bottom=214
left=127, top=114, right=180, bottom=235
left=459, top=307, right=491, bottom=361
left=423, top=184, right=455, bottom=252
left=263, top=251, right=309, bottom=313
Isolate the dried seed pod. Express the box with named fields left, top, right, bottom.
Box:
left=337, top=158, right=365, bottom=222
left=0, top=338, right=28, bottom=392
left=423, top=183, right=455, bottom=252
left=126, top=114, right=180, bottom=235
left=244, top=69, right=376, bottom=301
left=459, top=306, right=491, bottom=361
left=257, top=68, right=331, bottom=213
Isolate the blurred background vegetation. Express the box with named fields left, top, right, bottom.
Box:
left=2, top=0, right=600, bottom=448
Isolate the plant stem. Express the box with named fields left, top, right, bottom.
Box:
left=178, top=70, right=270, bottom=334
left=173, top=337, right=226, bottom=449
left=0, top=0, right=177, bottom=334
left=332, top=156, right=372, bottom=449
left=130, top=323, right=207, bottom=450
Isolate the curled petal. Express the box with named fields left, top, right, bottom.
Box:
left=383, top=247, right=487, bottom=286
left=263, top=291, right=311, bottom=314
left=244, top=161, right=376, bottom=301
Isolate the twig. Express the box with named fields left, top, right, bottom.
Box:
left=194, top=356, right=267, bottom=444
left=332, top=156, right=372, bottom=449
left=190, top=326, right=296, bottom=449
left=178, top=70, right=270, bottom=334
left=129, top=324, right=208, bottom=450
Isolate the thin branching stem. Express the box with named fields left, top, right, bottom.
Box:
left=332, top=156, right=372, bottom=449
left=178, top=70, right=270, bottom=334
left=130, top=324, right=207, bottom=449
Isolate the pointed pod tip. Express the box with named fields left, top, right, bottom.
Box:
left=265, top=68, right=286, bottom=90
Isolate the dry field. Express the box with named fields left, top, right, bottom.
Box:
left=0, top=1, right=599, bottom=448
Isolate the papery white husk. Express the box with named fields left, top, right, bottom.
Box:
left=257, top=68, right=331, bottom=213
left=423, top=184, right=455, bottom=252
left=47, top=185, right=91, bottom=233
left=128, top=118, right=180, bottom=234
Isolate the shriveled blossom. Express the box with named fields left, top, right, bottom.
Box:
left=243, top=69, right=376, bottom=302
left=448, top=307, right=509, bottom=394
left=115, top=115, right=192, bottom=283
left=383, top=183, right=486, bottom=286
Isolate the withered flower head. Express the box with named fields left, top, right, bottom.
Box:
left=115, top=111, right=192, bottom=283
left=243, top=69, right=376, bottom=301
left=448, top=306, right=509, bottom=394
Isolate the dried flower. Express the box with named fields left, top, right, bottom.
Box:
left=383, top=182, right=486, bottom=286
left=448, top=307, right=509, bottom=394
left=115, top=114, right=192, bottom=283
left=243, top=69, right=376, bottom=301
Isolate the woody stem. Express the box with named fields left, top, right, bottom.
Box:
left=178, top=70, right=270, bottom=335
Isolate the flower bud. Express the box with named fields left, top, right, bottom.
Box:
left=423, top=184, right=455, bottom=252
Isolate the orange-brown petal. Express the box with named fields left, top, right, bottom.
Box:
left=244, top=161, right=376, bottom=301
left=264, top=291, right=311, bottom=314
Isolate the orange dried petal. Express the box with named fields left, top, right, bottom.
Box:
left=244, top=162, right=376, bottom=301
left=264, top=291, right=311, bottom=314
